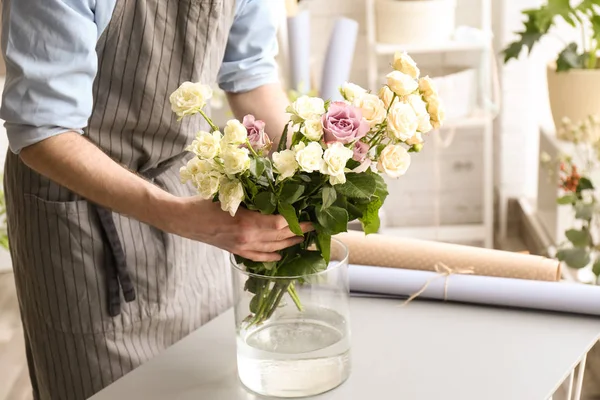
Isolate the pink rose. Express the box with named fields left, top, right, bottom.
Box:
left=353, top=141, right=370, bottom=162
left=322, top=101, right=370, bottom=144
left=243, top=114, right=272, bottom=154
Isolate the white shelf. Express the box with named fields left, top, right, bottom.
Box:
left=375, top=41, right=487, bottom=55
left=381, top=224, right=486, bottom=243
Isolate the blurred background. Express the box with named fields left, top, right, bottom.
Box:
left=2, top=0, right=600, bottom=398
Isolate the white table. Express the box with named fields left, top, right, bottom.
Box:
left=90, top=298, right=600, bottom=400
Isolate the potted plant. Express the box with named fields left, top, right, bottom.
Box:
left=503, top=0, right=600, bottom=131
left=543, top=115, right=600, bottom=283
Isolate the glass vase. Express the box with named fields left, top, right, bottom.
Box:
left=230, top=239, right=351, bottom=398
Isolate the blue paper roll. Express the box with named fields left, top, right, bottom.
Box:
left=320, top=17, right=359, bottom=101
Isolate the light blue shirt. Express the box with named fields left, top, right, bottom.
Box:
left=0, top=0, right=281, bottom=154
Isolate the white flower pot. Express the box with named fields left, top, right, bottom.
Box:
left=547, top=64, right=600, bottom=130
left=374, top=0, right=456, bottom=45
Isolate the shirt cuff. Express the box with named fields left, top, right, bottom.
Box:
left=6, top=123, right=84, bottom=154
left=219, top=70, right=280, bottom=94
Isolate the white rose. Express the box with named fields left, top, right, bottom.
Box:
left=426, top=95, right=446, bottom=129
left=219, top=178, right=245, bottom=217
left=387, top=102, right=418, bottom=141
left=378, top=86, right=396, bottom=109
left=221, top=146, right=251, bottom=176
left=353, top=93, right=386, bottom=127
left=294, top=141, right=324, bottom=173
left=194, top=172, right=221, bottom=199
left=286, top=95, right=326, bottom=123
left=418, top=76, right=438, bottom=97
left=179, top=157, right=216, bottom=183
left=392, top=51, right=420, bottom=79
left=406, top=132, right=423, bottom=146
left=186, top=130, right=221, bottom=159
left=321, top=142, right=354, bottom=185
left=301, top=118, right=324, bottom=141
left=407, top=94, right=433, bottom=133
left=272, top=149, right=299, bottom=181
left=222, top=119, right=248, bottom=145
left=169, top=81, right=213, bottom=118
left=340, top=82, right=368, bottom=102
left=377, top=144, right=411, bottom=178
left=386, top=71, right=418, bottom=97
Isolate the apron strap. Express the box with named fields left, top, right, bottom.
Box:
left=95, top=206, right=136, bottom=317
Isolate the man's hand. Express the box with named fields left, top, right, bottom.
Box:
left=164, top=198, right=313, bottom=262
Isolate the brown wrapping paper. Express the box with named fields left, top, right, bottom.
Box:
left=335, top=231, right=561, bottom=282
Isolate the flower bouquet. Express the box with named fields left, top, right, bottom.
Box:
left=171, top=52, right=444, bottom=327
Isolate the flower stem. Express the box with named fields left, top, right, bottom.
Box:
left=198, top=109, right=220, bottom=132
left=245, top=139, right=259, bottom=158
left=287, top=284, right=304, bottom=312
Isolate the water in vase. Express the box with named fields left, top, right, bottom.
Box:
left=237, top=306, right=351, bottom=398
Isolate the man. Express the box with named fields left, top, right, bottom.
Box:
left=1, top=1, right=308, bottom=399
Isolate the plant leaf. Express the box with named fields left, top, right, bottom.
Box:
left=565, top=228, right=590, bottom=247
left=575, top=203, right=594, bottom=220
left=593, top=259, right=600, bottom=277
left=359, top=197, right=383, bottom=235
left=557, top=193, right=578, bottom=205
left=334, top=173, right=376, bottom=199
left=249, top=158, right=266, bottom=178
left=577, top=177, right=594, bottom=192
left=316, top=205, right=349, bottom=235
left=316, top=231, right=332, bottom=264
left=254, top=192, right=277, bottom=215
left=277, top=251, right=327, bottom=277
left=557, top=43, right=584, bottom=72
left=556, top=248, right=591, bottom=269
left=373, top=173, right=389, bottom=204
left=278, top=201, right=303, bottom=235
left=322, top=185, right=337, bottom=209
left=280, top=182, right=304, bottom=204
left=278, top=123, right=289, bottom=152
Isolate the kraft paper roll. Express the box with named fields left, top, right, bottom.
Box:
left=335, top=231, right=561, bottom=282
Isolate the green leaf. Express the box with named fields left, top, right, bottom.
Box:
left=565, top=228, right=590, bottom=247
left=245, top=276, right=267, bottom=294
left=244, top=177, right=259, bottom=198
left=593, top=259, right=600, bottom=277
left=322, top=185, right=337, bottom=209
left=503, top=9, right=549, bottom=63
left=278, top=123, right=289, bottom=152
left=280, top=183, right=304, bottom=204
left=334, top=173, right=376, bottom=199
left=359, top=197, right=383, bottom=235
left=346, top=159, right=361, bottom=170
left=254, top=192, right=277, bottom=215
left=575, top=203, right=594, bottom=220
left=297, top=174, right=312, bottom=183
left=316, top=231, right=332, bottom=264
left=277, top=251, right=327, bottom=277
left=557, top=193, right=578, bottom=205
left=373, top=173, right=389, bottom=204
left=346, top=202, right=364, bottom=221
left=556, top=248, right=591, bottom=269
left=577, top=177, right=594, bottom=192
left=557, top=43, right=584, bottom=72
left=316, top=205, right=349, bottom=235
left=249, top=158, right=266, bottom=178
left=278, top=201, right=303, bottom=235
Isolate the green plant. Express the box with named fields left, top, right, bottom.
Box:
left=546, top=116, right=600, bottom=282
left=503, top=0, right=600, bottom=71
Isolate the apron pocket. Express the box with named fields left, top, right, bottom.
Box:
left=22, top=194, right=148, bottom=334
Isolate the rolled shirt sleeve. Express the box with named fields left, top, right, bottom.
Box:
left=217, top=0, right=282, bottom=93
left=1, top=0, right=99, bottom=154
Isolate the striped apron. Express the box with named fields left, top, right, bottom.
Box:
left=4, top=1, right=236, bottom=399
